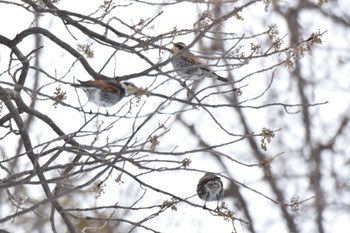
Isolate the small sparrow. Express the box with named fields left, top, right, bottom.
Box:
left=71, top=79, right=138, bottom=107
left=196, top=172, right=224, bottom=210
left=171, top=42, right=229, bottom=83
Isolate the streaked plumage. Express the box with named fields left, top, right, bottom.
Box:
left=196, top=172, right=223, bottom=210
left=171, top=42, right=229, bottom=82
left=72, top=79, right=138, bottom=107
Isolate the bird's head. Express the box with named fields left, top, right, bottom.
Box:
left=171, top=42, right=187, bottom=54
left=121, top=82, right=139, bottom=95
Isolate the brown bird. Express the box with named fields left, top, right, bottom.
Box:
left=196, top=172, right=224, bottom=210
left=71, top=79, right=138, bottom=107
left=171, top=42, right=229, bottom=82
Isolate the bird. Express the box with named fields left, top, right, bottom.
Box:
left=71, top=79, right=138, bottom=107
left=171, top=42, right=229, bottom=83
left=196, top=172, right=224, bottom=210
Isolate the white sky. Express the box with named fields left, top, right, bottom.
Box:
left=0, top=0, right=349, bottom=233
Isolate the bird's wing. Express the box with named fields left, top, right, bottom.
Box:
left=185, top=54, right=205, bottom=65
left=94, top=80, right=123, bottom=93
left=76, top=80, right=122, bottom=93
left=182, top=52, right=229, bottom=82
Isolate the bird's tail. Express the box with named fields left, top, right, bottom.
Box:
left=202, top=67, right=229, bottom=82
left=71, top=83, right=80, bottom=87
left=71, top=80, right=88, bottom=87
left=215, top=74, right=229, bottom=83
